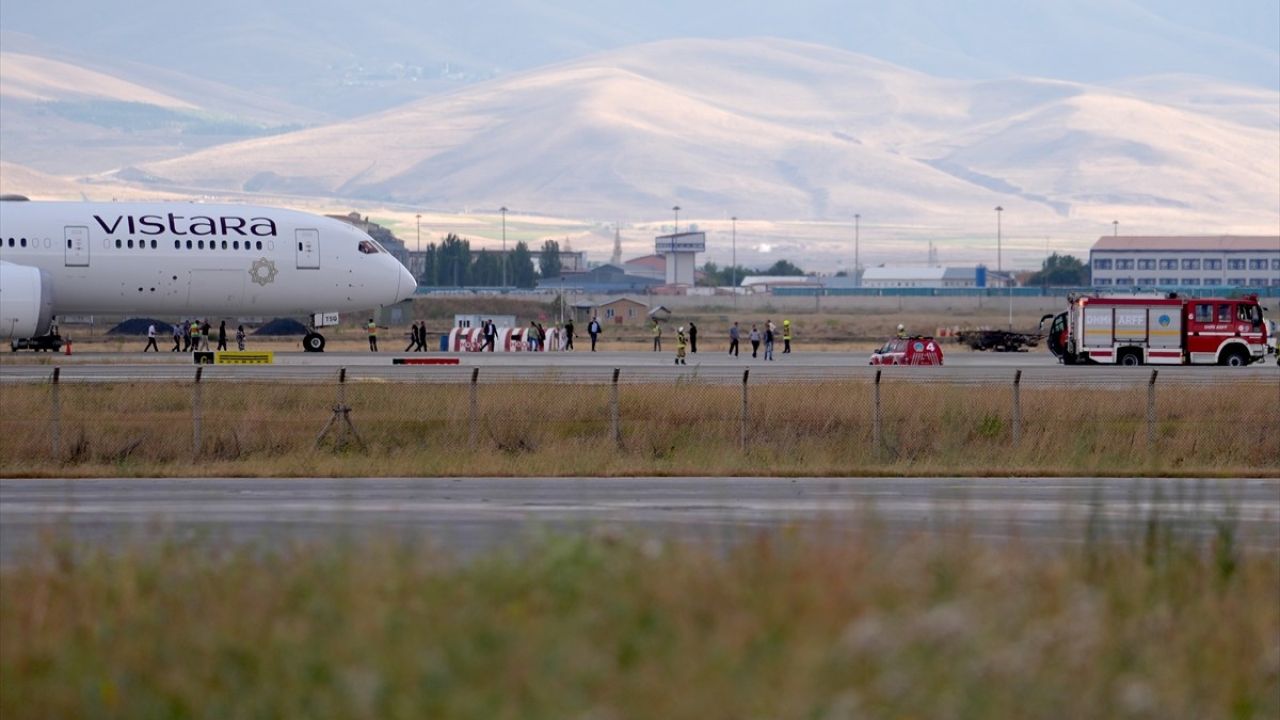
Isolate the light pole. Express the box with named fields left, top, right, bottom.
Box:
left=731, top=216, right=738, bottom=309
left=500, top=206, right=508, bottom=288
left=1112, top=220, right=1118, bottom=237
left=854, top=213, right=861, bottom=287
left=995, top=206, right=1004, bottom=273
left=415, top=213, right=421, bottom=251
left=672, top=205, right=681, bottom=234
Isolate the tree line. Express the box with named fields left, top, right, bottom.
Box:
left=417, top=235, right=566, bottom=289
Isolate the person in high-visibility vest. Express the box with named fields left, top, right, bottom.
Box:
left=367, top=318, right=379, bottom=352
left=782, top=319, right=792, bottom=354
left=189, top=320, right=201, bottom=353
left=674, top=326, right=688, bottom=365
left=652, top=319, right=662, bottom=352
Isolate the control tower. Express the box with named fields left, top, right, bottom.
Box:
left=654, top=231, right=705, bottom=286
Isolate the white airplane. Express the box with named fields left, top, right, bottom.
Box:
left=0, top=197, right=417, bottom=351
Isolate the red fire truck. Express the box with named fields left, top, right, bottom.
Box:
left=1044, top=293, right=1268, bottom=367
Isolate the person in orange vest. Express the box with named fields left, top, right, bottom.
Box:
left=367, top=318, right=379, bottom=352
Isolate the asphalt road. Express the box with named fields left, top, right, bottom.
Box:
left=3, top=350, right=1277, bottom=384
left=2, top=477, right=1276, bottom=563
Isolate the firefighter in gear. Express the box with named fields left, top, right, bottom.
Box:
left=896, top=323, right=906, bottom=339
left=674, top=326, right=688, bottom=365
left=782, top=319, right=792, bottom=354
left=367, top=318, right=379, bottom=352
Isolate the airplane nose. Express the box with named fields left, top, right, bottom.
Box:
left=395, top=262, right=417, bottom=303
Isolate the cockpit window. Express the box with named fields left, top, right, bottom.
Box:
left=358, top=240, right=380, bottom=255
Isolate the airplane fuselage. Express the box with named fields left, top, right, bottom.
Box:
left=0, top=201, right=416, bottom=323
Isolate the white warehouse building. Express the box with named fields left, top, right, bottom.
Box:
left=859, top=266, right=1008, bottom=289
left=1089, top=236, right=1280, bottom=289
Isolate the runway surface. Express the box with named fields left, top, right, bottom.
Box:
left=3, top=349, right=1277, bottom=383
left=2, top=477, right=1276, bottom=563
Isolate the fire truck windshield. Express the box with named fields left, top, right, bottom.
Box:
left=1238, top=304, right=1260, bottom=324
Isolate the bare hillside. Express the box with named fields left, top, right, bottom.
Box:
left=124, top=39, right=1277, bottom=232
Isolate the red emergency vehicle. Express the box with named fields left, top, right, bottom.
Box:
left=869, top=336, right=944, bottom=366
left=1045, top=293, right=1268, bottom=366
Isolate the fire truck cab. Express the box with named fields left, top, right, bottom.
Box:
left=1047, top=293, right=1268, bottom=367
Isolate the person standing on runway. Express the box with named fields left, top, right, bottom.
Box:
left=749, top=325, right=760, bottom=358
left=406, top=322, right=420, bottom=352
left=764, top=322, right=775, bottom=361
left=588, top=316, right=602, bottom=351
left=217, top=321, right=228, bottom=352
left=728, top=322, right=740, bottom=357
left=564, top=319, right=575, bottom=350
left=171, top=322, right=183, bottom=352
left=674, top=326, right=688, bottom=365
left=782, top=319, right=791, bottom=354
left=367, top=318, right=379, bottom=352
left=144, top=323, right=159, bottom=352
left=200, top=320, right=212, bottom=351
left=236, top=325, right=246, bottom=351
left=688, top=322, right=698, bottom=353
left=651, top=319, right=662, bottom=352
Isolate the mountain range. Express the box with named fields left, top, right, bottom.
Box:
left=0, top=31, right=1276, bottom=268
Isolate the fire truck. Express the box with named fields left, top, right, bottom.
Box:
left=1043, top=293, right=1268, bottom=367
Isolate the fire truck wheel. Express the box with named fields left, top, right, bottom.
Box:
left=1221, top=348, right=1249, bottom=367
left=1118, top=350, right=1142, bottom=367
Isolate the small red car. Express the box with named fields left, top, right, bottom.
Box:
left=869, top=336, right=944, bottom=366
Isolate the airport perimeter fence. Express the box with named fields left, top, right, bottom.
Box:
left=1, top=368, right=1277, bottom=470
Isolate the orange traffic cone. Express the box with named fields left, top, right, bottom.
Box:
left=64, top=338, right=72, bottom=355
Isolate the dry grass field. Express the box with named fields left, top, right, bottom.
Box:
left=2, top=517, right=1276, bottom=719
left=2, top=378, right=1275, bottom=478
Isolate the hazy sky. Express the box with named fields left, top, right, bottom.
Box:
left=3, top=0, right=1277, bottom=93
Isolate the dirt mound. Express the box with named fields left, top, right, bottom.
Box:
left=252, top=318, right=308, bottom=336
left=106, top=318, right=173, bottom=336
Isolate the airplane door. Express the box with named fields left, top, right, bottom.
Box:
left=64, top=226, right=89, bottom=267
left=296, top=228, right=319, bottom=269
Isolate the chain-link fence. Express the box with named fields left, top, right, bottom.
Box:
left=2, top=368, right=1277, bottom=471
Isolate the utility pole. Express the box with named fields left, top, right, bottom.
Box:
left=995, top=205, right=1004, bottom=273
left=415, top=213, right=421, bottom=251
left=500, top=206, right=508, bottom=288
left=673, top=205, right=681, bottom=234
left=854, top=213, right=861, bottom=287
left=731, top=216, right=738, bottom=309
left=1113, top=220, right=1119, bottom=237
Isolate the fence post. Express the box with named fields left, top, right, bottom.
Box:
left=192, top=366, right=203, bottom=457
left=740, top=369, right=750, bottom=451
left=611, top=368, right=621, bottom=447
left=1146, top=369, right=1158, bottom=448
left=469, top=368, right=479, bottom=446
left=1012, top=369, right=1022, bottom=446
left=337, top=367, right=348, bottom=447
left=873, top=369, right=882, bottom=457
left=50, top=368, right=61, bottom=459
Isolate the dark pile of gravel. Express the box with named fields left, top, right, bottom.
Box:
left=252, top=318, right=308, bottom=336
left=106, top=318, right=173, bottom=336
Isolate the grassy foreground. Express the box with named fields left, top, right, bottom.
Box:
left=2, top=523, right=1277, bottom=719
left=2, top=379, right=1277, bottom=477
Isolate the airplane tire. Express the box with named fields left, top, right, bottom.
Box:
left=303, top=332, right=326, bottom=353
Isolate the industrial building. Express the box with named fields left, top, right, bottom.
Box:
left=1089, top=236, right=1280, bottom=289
left=857, top=266, right=1008, bottom=289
